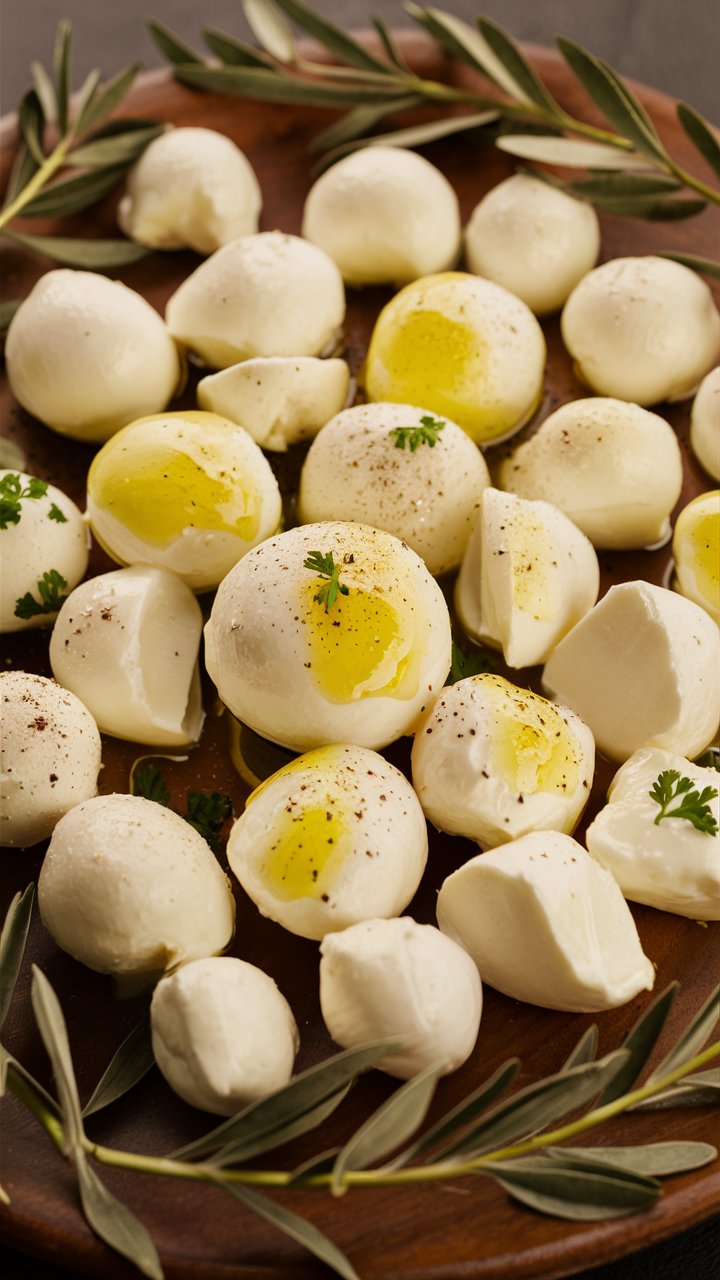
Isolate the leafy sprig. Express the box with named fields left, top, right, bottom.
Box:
left=447, top=639, right=495, bottom=684
left=649, top=769, right=719, bottom=836
left=304, top=549, right=351, bottom=611
left=0, top=472, right=48, bottom=528
left=129, top=758, right=234, bottom=855
left=14, top=569, right=69, bottom=620
left=389, top=415, right=445, bottom=451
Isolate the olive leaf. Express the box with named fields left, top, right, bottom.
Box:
left=74, top=63, right=143, bottom=134
left=287, top=1147, right=339, bottom=1185
left=309, top=96, right=425, bottom=154
left=556, top=36, right=668, bottom=163
left=485, top=1154, right=660, bottom=1219
left=223, top=1183, right=361, bottom=1280
left=145, top=19, right=205, bottom=66
left=545, top=1141, right=717, bottom=1175
left=75, top=1149, right=163, bottom=1280
left=477, top=16, right=562, bottom=117
left=405, top=5, right=528, bottom=102
left=596, top=984, right=678, bottom=1106
left=173, top=63, right=405, bottom=105
left=331, top=1062, right=442, bottom=1194
left=20, top=164, right=130, bottom=218
left=241, top=0, right=296, bottom=64
left=202, top=29, right=275, bottom=68
left=53, top=18, right=72, bottom=133
left=373, top=18, right=412, bottom=71
left=30, top=59, right=57, bottom=122
left=3, top=230, right=151, bottom=268
left=496, top=133, right=652, bottom=169
left=631, top=1069, right=720, bottom=1110
left=68, top=68, right=103, bottom=140
left=561, top=1025, right=599, bottom=1071
left=3, top=144, right=40, bottom=205
left=317, top=108, right=498, bottom=169
left=30, top=965, right=84, bottom=1150
left=82, top=1012, right=155, bottom=1118
left=677, top=102, right=720, bottom=179
left=269, top=0, right=393, bottom=75
left=69, top=122, right=167, bottom=168
left=646, top=984, right=720, bottom=1084
left=18, top=90, right=45, bottom=166
left=0, top=885, right=35, bottom=1030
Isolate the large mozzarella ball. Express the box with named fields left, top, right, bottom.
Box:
left=0, top=471, right=88, bottom=633
left=498, top=398, right=683, bottom=550
left=49, top=567, right=204, bottom=746
left=197, top=356, right=350, bottom=451
left=118, top=127, right=261, bottom=254
left=38, top=794, right=235, bottom=977
left=227, top=744, right=428, bottom=940
left=150, top=957, right=298, bottom=1114
left=297, top=403, right=490, bottom=575
left=561, top=256, right=720, bottom=405
left=672, top=490, right=720, bottom=624
left=86, top=411, right=281, bottom=592
left=0, top=672, right=101, bottom=848
left=302, top=146, right=461, bottom=285
left=205, top=521, right=452, bottom=752
left=465, top=174, right=600, bottom=314
left=165, top=232, right=345, bottom=368
left=319, top=918, right=482, bottom=1079
left=5, top=270, right=181, bottom=442
left=690, top=367, right=720, bottom=481
left=364, top=272, right=545, bottom=445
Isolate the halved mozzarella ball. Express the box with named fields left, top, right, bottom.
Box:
left=49, top=567, right=204, bottom=746
left=165, top=232, right=345, bottom=368
left=302, top=146, right=461, bottom=285
left=542, top=581, right=720, bottom=763
left=298, top=403, right=490, bottom=575
left=38, top=793, right=235, bottom=977
left=465, top=174, right=600, bottom=314
left=319, top=917, right=482, bottom=1079
left=0, top=471, right=88, bottom=633
left=456, top=487, right=599, bottom=667
left=561, top=256, right=720, bottom=405
left=690, top=367, right=720, bottom=480
left=586, top=748, right=720, bottom=920
left=498, top=398, right=683, bottom=550
left=205, top=521, right=451, bottom=752
left=5, top=270, right=181, bottom=442
left=0, top=671, right=101, bottom=848
left=411, top=674, right=594, bottom=848
left=151, top=957, right=298, bottom=1114
left=197, top=356, right=350, bottom=451
left=437, top=832, right=655, bottom=1012
left=118, top=127, right=261, bottom=254
left=364, top=272, right=545, bottom=445
left=672, top=490, right=720, bottom=624
left=86, top=411, right=282, bottom=592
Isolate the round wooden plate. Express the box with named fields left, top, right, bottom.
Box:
left=1, top=31, right=718, bottom=1280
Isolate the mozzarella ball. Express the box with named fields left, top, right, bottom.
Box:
left=456, top=487, right=599, bottom=667
left=228, top=744, right=428, bottom=940
left=38, top=794, right=235, bottom=977
left=498, top=398, right=683, bottom=550
left=86, top=411, right=282, bottom=592
left=197, top=356, right=350, bottom=451
left=0, top=672, right=101, bottom=848
left=5, top=270, right=181, bottom=442
left=205, top=521, right=452, bottom=752
left=690, top=367, right=720, bottom=480
left=165, top=232, right=345, bottom=368
left=465, top=174, right=600, bottom=314
left=542, top=581, right=720, bottom=763
left=150, top=957, right=298, bottom=1114
left=672, top=491, right=720, bottom=624
left=561, top=256, right=720, bottom=405
left=319, top=918, right=482, bottom=1079
left=0, top=471, right=88, bottom=633
left=298, top=403, right=490, bottom=575
left=586, top=748, right=720, bottom=920
left=437, top=832, right=655, bottom=1012
left=302, top=146, right=461, bottom=285
left=118, top=127, right=261, bottom=254
left=412, top=674, right=594, bottom=848
left=365, top=272, right=545, bottom=445
left=49, top=567, right=204, bottom=746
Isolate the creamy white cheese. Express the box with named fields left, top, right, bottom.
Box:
left=197, top=356, right=350, bottom=451
left=672, top=490, right=720, bottom=625
left=690, top=367, right=720, bottom=481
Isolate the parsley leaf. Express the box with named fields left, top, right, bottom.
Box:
left=303, top=549, right=350, bottom=612
left=14, top=569, right=69, bottom=620
left=185, top=792, right=233, bottom=854
left=0, top=472, right=49, bottom=529
left=447, top=640, right=496, bottom=685
left=649, top=769, right=719, bottom=836
left=389, top=415, right=446, bottom=452
left=131, top=763, right=170, bottom=807
left=48, top=502, right=68, bottom=523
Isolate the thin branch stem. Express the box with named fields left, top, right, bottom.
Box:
left=0, top=137, right=72, bottom=229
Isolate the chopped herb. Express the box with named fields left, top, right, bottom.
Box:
left=389, top=416, right=446, bottom=452
left=649, top=769, right=718, bottom=836
left=131, top=763, right=170, bottom=807
left=185, top=792, right=233, bottom=854
left=303, top=549, right=350, bottom=611
left=14, top=569, right=69, bottom=620
left=0, top=472, right=49, bottom=529
left=447, top=640, right=496, bottom=685
left=48, top=503, right=68, bottom=523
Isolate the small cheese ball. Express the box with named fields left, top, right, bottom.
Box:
left=5, top=270, right=181, bottom=442
left=561, top=256, right=720, bottom=405
left=465, top=174, right=600, bottom=314
left=0, top=671, right=101, bottom=848
left=319, top=918, right=482, bottom=1079
left=302, top=146, right=461, bottom=285
left=151, top=957, right=299, bottom=1114
left=672, top=491, right=720, bottom=624
left=498, top=398, right=683, bottom=550
left=38, top=793, right=236, bottom=977
left=0, top=471, right=88, bottom=633
left=165, top=232, right=345, bottom=368
left=118, top=127, right=262, bottom=254
left=690, top=367, right=720, bottom=481
left=297, top=403, right=490, bottom=575
left=197, top=356, right=350, bottom=451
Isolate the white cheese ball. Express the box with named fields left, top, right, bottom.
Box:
left=38, top=794, right=236, bottom=977
left=86, top=411, right=282, bottom=592
left=150, top=957, right=299, bottom=1114
left=302, top=146, right=461, bottom=286
left=197, top=356, right=350, bottom=451
left=672, top=491, right=720, bottom=625
left=561, top=256, right=720, bottom=405
left=498, top=398, right=683, bottom=550
left=456, top=487, right=599, bottom=668
left=118, top=127, right=262, bottom=255
left=437, top=832, right=655, bottom=1012
left=49, top=567, right=204, bottom=746
left=298, top=403, right=490, bottom=575
left=165, top=232, right=345, bottom=369
left=543, top=581, right=720, bottom=763
left=5, top=270, right=181, bottom=442
left=412, top=674, right=594, bottom=849
left=205, top=521, right=452, bottom=753
left=319, top=918, right=482, bottom=1079
left=0, top=672, right=101, bottom=848
left=690, top=367, right=720, bottom=481
left=586, top=748, right=720, bottom=920
left=465, top=174, right=600, bottom=315
left=0, top=471, right=88, bottom=633
left=227, top=744, right=428, bottom=940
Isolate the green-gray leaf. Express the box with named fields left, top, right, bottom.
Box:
left=596, top=984, right=677, bottom=1107
left=477, top=16, right=562, bottom=116
left=648, top=984, right=719, bottom=1084
left=677, top=102, right=720, bottom=179
left=30, top=965, right=84, bottom=1150
left=486, top=1154, right=660, bottom=1219
left=631, top=1069, right=720, bottom=1110
left=546, top=1141, right=717, bottom=1176
left=318, top=109, right=498, bottom=168
left=82, top=1013, right=154, bottom=1118
left=74, top=63, right=142, bottom=134
left=53, top=19, right=72, bottom=134
left=18, top=90, right=45, bottom=166
left=146, top=19, right=205, bottom=66
left=658, top=251, right=720, bottom=279
left=496, top=134, right=650, bottom=169
left=20, top=164, right=129, bottom=218
left=0, top=884, right=35, bottom=1029
left=310, top=96, right=424, bottom=154
left=69, top=123, right=167, bottom=168
left=373, top=18, right=411, bottom=71
left=76, top=1149, right=163, bottom=1280
left=174, top=63, right=404, bottom=105
left=287, top=1147, right=339, bottom=1185
left=223, top=1183, right=360, bottom=1280
left=556, top=37, right=667, bottom=163
left=212, top=1082, right=352, bottom=1166
left=202, top=29, right=275, bottom=68
left=561, top=1025, right=598, bottom=1071
left=2, top=230, right=151, bottom=268
left=3, top=144, right=40, bottom=205
left=406, top=5, right=525, bottom=102
left=270, top=0, right=392, bottom=74
left=30, top=60, right=57, bottom=123
left=586, top=193, right=706, bottom=220
left=242, top=0, right=296, bottom=64
left=69, top=68, right=103, bottom=139
left=331, top=1063, right=442, bottom=1194
left=561, top=171, right=683, bottom=198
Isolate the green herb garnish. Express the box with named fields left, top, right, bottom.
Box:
left=130, top=762, right=170, bottom=807
left=185, top=791, right=233, bottom=854
left=48, top=502, right=68, bottom=523
left=447, top=640, right=496, bottom=685
left=650, top=769, right=719, bottom=836
left=0, top=472, right=48, bottom=529
left=389, top=416, right=446, bottom=451
left=14, top=569, right=69, bottom=620
left=303, top=549, right=350, bottom=612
